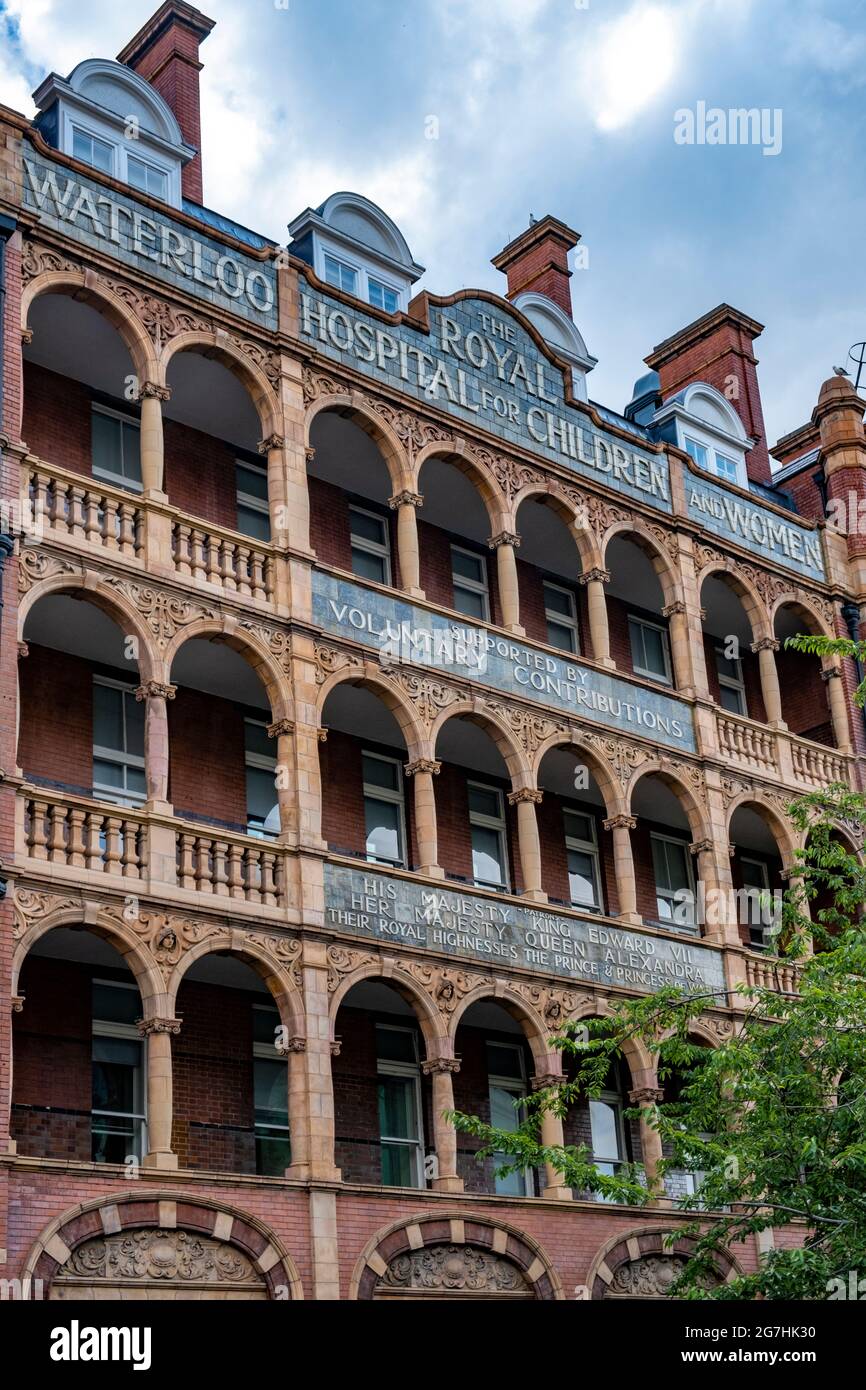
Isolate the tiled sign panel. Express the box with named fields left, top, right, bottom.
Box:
left=313, top=570, right=697, bottom=752
left=325, top=862, right=727, bottom=998
left=23, top=147, right=278, bottom=329
left=299, top=278, right=673, bottom=511
left=687, top=475, right=825, bottom=581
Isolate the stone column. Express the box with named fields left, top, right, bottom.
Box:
left=662, top=600, right=692, bottom=692
left=390, top=490, right=424, bottom=597
left=508, top=788, right=546, bottom=902
left=629, top=1085, right=665, bottom=1202
left=822, top=663, right=852, bottom=753
left=531, top=1072, right=573, bottom=1200
left=603, top=814, right=640, bottom=924
left=752, top=638, right=785, bottom=726
left=489, top=532, right=523, bottom=634
left=422, top=1056, right=463, bottom=1192
left=268, top=718, right=298, bottom=844
left=135, top=681, right=175, bottom=812
left=578, top=567, right=613, bottom=667
left=405, top=758, right=443, bottom=877
left=138, top=382, right=170, bottom=497
left=290, top=939, right=341, bottom=1183
left=140, top=1017, right=180, bottom=1170
left=276, top=1032, right=310, bottom=1174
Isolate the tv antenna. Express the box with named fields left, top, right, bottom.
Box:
left=847, top=342, right=866, bottom=391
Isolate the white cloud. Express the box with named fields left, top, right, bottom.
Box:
left=589, top=3, right=680, bottom=132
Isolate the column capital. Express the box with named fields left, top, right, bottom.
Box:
left=258, top=433, right=286, bottom=454
left=275, top=1035, right=307, bottom=1055
left=661, top=600, right=687, bottom=618
left=137, top=381, right=171, bottom=402
left=530, top=1071, right=564, bottom=1091
left=508, top=787, right=543, bottom=805
left=137, top=1017, right=181, bottom=1036
left=821, top=665, right=843, bottom=681
left=629, top=1085, right=664, bottom=1105
left=135, top=681, right=176, bottom=702
left=317, top=727, right=329, bottom=743
left=389, top=490, right=424, bottom=509
left=689, top=838, right=714, bottom=856
left=578, top=566, right=611, bottom=586
left=603, top=814, right=636, bottom=831
left=11, top=994, right=24, bottom=1014
left=305, top=445, right=316, bottom=462
left=330, top=1039, right=342, bottom=1056
left=422, top=1057, right=461, bottom=1075
left=488, top=530, right=521, bottom=549
left=404, top=758, right=441, bottom=776
left=751, top=637, right=780, bottom=653
left=17, top=641, right=28, bottom=659
left=268, top=718, right=295, bottom=738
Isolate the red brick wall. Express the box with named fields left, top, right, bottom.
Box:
left=168, top=686, right=247, bottom=827
left=172, top=980, right=260, bottom=1173
left=122, top=14, right=210, bottom=204
left=163, top=417, right=238, bottom=529
left=18, top=644, right=94, bottom=792
left=320, top=729, right=371, bottom=859
left=784, top=467, right=825, bottom=524
left=703, top=635, right=766, bottom=722
left=11, top=957, right=92, bottom=1161
left=22, top=364, right=92, bottom=474
left=452, top=1022, right=537, bottom=1194
left=775, top=647, right=832, bottom=744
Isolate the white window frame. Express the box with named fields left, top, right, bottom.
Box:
left=362, top=751, right=407, bottom=868
left=252, top=1004, right=291, bottom=1171
left=92, top=676, right=146, bottom=807
left=323, top=251, right=359, bottom=296
left=487, top=1041, right=532, bottom=1197
left=451, top=544, right=490, bottom=623
left=91, top=403, right=143, bottom=493
left=349, top=504, right=392, bottom=586
left=651, top=832, right=697, bottom=931
left=468, top=780, right=509, bottom=892
left=64, top=111, right=179, bottom=205
left=715, top=644, right=747, bottom=716
left=589, top=1086, right=628, bottom=1201
left=367, top=274, right=401, bottom=314
left=126, top=151, right=169, bottom=202
left=543, top=580, right=579, bottom=654
left=245, top=717, right=278, bottom=839
left=376, top=1024, right=424, bottom=1189
left=91, top=979, right=146, bottom=1163
left=71, top=121, right=115, bottom=176
left=740, top=855, right=772, bottom=949
left=628, top=614, right=672, bottom=686
left=683, top=432, right=747, bottom=489
left=564, top=808, right=603, bottom=912
left=235, top=457, right=271, bottom=540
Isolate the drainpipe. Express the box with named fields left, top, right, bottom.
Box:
left=0, top=212, right=18, bottom=612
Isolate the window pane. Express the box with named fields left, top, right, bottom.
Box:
left=93, top=982, right=139, bottom=1026
left=127, top=156, right=148, bottom=191
left=254, top=1058, right=288, bottom=1125
left=245, top=721, right=273, bottom=760
left=564, top=811, right=593, bottom=842
left=685, top=438, right=709, bottom=469
left=589, top=1099, right=621, bottom=1161
left=741, top=860, right=768, bottom=891
left=664, top=841, right=691, bottom=892
left=121, top=423, right=142, bottom=484
left=369, top=279, right=399, bottom=313
left=92, top=411, right=122, bottom=479
left=365, top=797, right=402, bottom=864
left=126, top=766, right=146, bottom=796
left=468, top=785, right=500, bottom=819
left=715, top=650, right=741, bottom=682
left=363, top=755, right=399, bottom=792
left=487, top=1043, right=523, bottom=1080
left=93, top=758, right=124, bottom=790
left=471, top=826, right=505, bottom=886
left=544, top=585, right=573, bottom=617
left=93, top=683, right=123, bottom=750
left=237, top=464, right=269, bottom=502
left=381, top=1142, right=415, bottom=1187
left=252, top=1007, right=281, bottom=1046
left=716, top=453, right=739, bottom=482
left=324, top=255, right=357, bottom=295
left=568, top=848, right=598, bottom=907
left=72, top=128, right=91, bottom=163
left=377, top=1026, right=417, bottom=1064
left=351, top=547, right=387, bottom=584
left=547, top=619, right=576, bottom=653
left=641, top=624, right=667, bottom=676
left=378, top=1074, right=417, bottom=1141
left=451, top=549, right=484, bottom=583
left=719, top=683, right=745, bottom=714
left=93, top=1037, right=141, bottom=1113
left=246, top=766, right=278, bottom=832
left=124, top=690, right=145, bottom=757
left=350, top=510, right=386, bottom=546
left=452, top=585, right=487, bottom=620
left=237, top=503, right=271, bottom=541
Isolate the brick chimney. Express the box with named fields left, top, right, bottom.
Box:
left=645, top=304, right=772, bottom=487
left=491, top=215, right=580, bottom=319
left=117, top=1, right=215, bottom=205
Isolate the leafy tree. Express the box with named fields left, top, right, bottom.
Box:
left=785, top=633, right=866, bottom=706
left=449, top=786, right=866, bottom=1299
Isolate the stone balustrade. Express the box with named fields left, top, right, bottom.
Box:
left=23, top=790, right=146, bottom=878
left=171, top=520, right=274, bottom=602
left=716, top=711, right=778, bottom=775
left=28, top=464, right=143, bottom=558
left=176, top=829, right=285, bottom=906
left=789, top=735, right=849, bottom=788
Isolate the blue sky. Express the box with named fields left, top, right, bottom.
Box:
left=3, top=0, right=865, bottom=448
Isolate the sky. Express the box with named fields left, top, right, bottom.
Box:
left=2, top=0, right=865, bottom=449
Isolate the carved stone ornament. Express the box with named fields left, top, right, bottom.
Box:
left=378, top=1245, right=530, bottom=1294
left=577, top=567, right=611, bottom=586
left=137, top=1017, right=181, bottom=1036
left=405, top=963, right=491, bottom=1014
left=608, top=1254, right=719, bottom=1298
left=389, top=491, right=424, bottom=509
left=326, top=945, right=376, bottom=992
left=482, top=700, right=567, bottom=757
left=56, top=1230, right=262, bottom=1286
left=100, top=575, right=216, bottom=648
left=603, top=814, right=637, bottom=832
left=258, top=434, right=285, bottom=454
left=488, top=531, right=521, bottom=550
left=507, top=787, right=543, bottom=805
left=421, top=1057, right=461, bottom=1075
left=12, top=886, right=79, bottom=939
left=22, top=240, right=82, bottom=283
left=268, top=719, right=295, bottom=738
left=404, top=758, right=441, bottom=776
left=137, top=381, right=172, bottom=403
left=17, top=547, right=77, bottom=594
left=135, top=682, right=176, bottom=702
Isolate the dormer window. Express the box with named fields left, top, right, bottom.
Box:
left=288, top=191, right=424, bottom=317
left=652, top=383, right=751, bottom=490
left=127, top=154, right=168, bottom=201
left=684, top=437, right=739, bottom=486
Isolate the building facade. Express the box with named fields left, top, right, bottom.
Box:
left=1, top=1, right=865, bottom=1303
